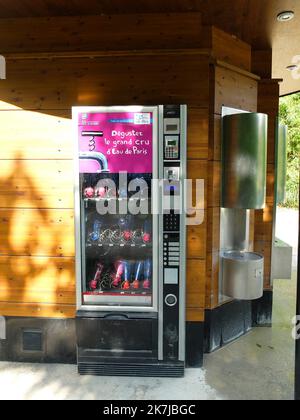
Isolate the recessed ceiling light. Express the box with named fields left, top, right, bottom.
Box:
left=286, top=65, right=298, bottom=71
left=277, top=11, right=295, bottom=21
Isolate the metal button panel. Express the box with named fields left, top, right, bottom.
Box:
left=163, top=240, right=180, bottom=267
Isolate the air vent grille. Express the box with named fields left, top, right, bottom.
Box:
left=23, top=330, right=43, bottom=352
left=78, top=362, right=184, bottom=378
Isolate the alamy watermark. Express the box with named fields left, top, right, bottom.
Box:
left=84, top=173, right=205, bottom=226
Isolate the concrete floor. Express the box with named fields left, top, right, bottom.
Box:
left=203, top=273, right=297, bottom=400
left=0, top=272, right=296, bottom=400
left=0, top=208, right=298, bottom=400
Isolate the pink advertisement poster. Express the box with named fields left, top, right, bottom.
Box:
left=78, top=111, right=153, bottom=174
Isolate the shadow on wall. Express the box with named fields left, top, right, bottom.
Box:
left=0, top=153, right=75, bottom=316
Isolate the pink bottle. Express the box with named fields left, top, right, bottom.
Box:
left=111, top=261, right=124, bottom=288
left=89, top=263, right=104, bottom=290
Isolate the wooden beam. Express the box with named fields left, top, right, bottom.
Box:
left=215, top=59, right=261, bottom=81
left=5, top=48, right=212, bottom=61
left=211, top=26, right=252, bottom=71
left=252, top=50, right=273, bottom=79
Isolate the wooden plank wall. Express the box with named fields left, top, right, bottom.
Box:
left=0, top=15, right=278, bottom=320
left=0, top=109, right=76, bottom=318
left=0, top=14, right=210, bottom=321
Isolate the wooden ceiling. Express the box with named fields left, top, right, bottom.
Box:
left=202, top=0, right=300, bottom=96
left=0, top=0, right=202, bottom=17
left=0, top=0, right=299, bottom=95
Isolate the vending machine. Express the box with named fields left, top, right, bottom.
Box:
left=73, top=105, right=187, bottom=377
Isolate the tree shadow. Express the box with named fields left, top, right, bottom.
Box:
left=0, top=152, right=75, bottom=316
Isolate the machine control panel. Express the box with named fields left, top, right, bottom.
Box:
left=165, top=136, right=179, bottom=160
left=161, top=105, right=186, bottom=363
left=164, top=108, right=181, bottom=161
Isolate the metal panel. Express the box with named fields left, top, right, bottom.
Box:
left=276, top=124, right=288, bottom=205
left=72, top=107, right=84, bottom=311
left=270, top=121, right=288, bottom=285
left=222, top=113, right=268, bottom=209
left=158, top=105, right=164, bottom=361
left=220, top=208, right=251, bottom=252
left=158, top=105, right=187, bottom=363
left=178, top=105, right=187, bottom=362
left=272, top=238, right=293, bottom=280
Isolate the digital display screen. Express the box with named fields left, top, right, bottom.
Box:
left=166, top=124, right=179, bottom=132
left=167, top=140, right=177, bottom=146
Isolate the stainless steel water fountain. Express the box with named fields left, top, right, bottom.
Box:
left=220, top=108, right=268, bottom=301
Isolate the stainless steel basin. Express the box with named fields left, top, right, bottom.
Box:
left=222, top=251, right=264, bottom=300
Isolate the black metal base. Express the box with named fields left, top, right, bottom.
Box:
left=76, top=311, right=187, bottom=377
left=0, top=314, right=203, bottom=371
left=186, top=322, right=204, bottom=367
left=204, top=291, right=273, bottom=353
left=0, top=317, right=76, bottom=364
left=78, top=358, right=185, bottom=378
left=252, top=290, right=273, bottom=327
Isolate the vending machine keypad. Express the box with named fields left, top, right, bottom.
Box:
left=164, top=136, right=179, bottom=160
left=164, top=214, right=180, bottom=232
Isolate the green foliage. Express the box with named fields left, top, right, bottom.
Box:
left=279, top=93, right=300, bottom=209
